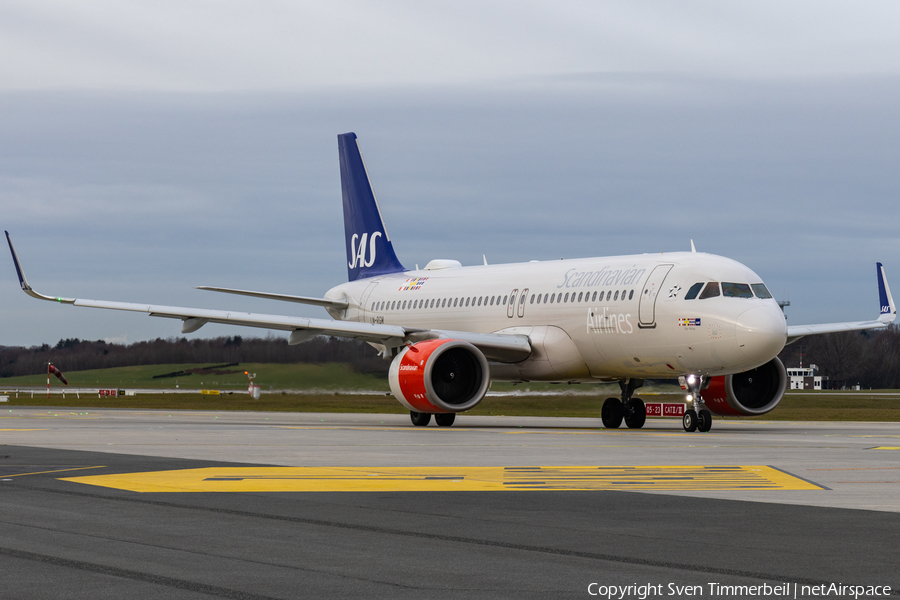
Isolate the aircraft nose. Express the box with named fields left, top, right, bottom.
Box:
left=735, top=305, right=786, bottom=362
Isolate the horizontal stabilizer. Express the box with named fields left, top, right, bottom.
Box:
left=196, top=286, right=348, bottom=310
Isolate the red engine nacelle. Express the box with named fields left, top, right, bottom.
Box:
left=703, top=357, right=788, bottom=416
left=388, top=339, right=490, bottom=414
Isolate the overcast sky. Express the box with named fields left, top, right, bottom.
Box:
left=2, top=1, right=900, bottom=347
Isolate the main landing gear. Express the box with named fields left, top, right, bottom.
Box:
left=601, top=379, right=646, bottom=429
left=682, top=374, right=712, bottom=433
left=409, top=411, right=456, bottom=427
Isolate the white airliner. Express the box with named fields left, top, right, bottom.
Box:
left=6, top=132, right=896, bottom=432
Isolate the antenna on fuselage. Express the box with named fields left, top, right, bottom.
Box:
left=483, top=254, right=488, bottom=266
left=690, top=240, right=696, bottom=253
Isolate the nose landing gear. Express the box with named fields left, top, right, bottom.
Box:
left=683, top=374, right=712, bottom=433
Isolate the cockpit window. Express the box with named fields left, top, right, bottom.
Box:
left=751, top=283, right=773, bottom=299
left=684, top=282, right=704, bottom=300
left=698, top=282, right=720, bottom=299
left=722, top=282, right=753, bottom=298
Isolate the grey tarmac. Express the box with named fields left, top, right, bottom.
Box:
left=1, top=409, right=898, bottom=599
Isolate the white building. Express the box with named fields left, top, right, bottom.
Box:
left=785, top=364, right=828, bottom=390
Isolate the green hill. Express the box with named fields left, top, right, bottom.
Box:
left=0, top=362, right=391, bottom=392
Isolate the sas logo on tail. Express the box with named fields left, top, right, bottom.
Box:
left=348, top=232, right=382, bottom=269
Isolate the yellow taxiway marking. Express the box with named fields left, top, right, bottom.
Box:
left=5, top=466, right=106, bottom=478
left=61, top=465, right=822, bottom=493
left=870, top=447, right=900, bottom=450
left=0, top=429, right=49, bottom=431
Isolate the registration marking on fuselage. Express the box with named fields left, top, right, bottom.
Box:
left=61, top=465, right=823, bottom=493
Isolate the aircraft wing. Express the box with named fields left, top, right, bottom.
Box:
left=785, top=262, right=896, bottom=344
left=5, top=232, right=531, bottom=363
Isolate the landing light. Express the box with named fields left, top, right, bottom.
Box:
left=687, top=374, right=696, bottom=385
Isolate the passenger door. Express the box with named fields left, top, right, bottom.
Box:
left=638, top=265, right=673, bottom=328
left=517, top=288, right=530, bottom=318
left=507, top=289, right=518, bottom=318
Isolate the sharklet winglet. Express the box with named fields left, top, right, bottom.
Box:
left=5, top=231, right=76, bottom=303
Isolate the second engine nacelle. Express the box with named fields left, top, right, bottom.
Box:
left=703, top=357, right=788, bottom=416
left=389, top=339, right=490, bottom=413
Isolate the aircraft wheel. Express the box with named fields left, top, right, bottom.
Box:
left=682, top=409, right=698, bottom=432
left=435, top=413, right=456, bottom=427
left=697, top=409, right=712, bottom=432
left=410, top=411, right=432, bottom=427
left=624, top=398, right=646, bottom=429
left=601, top=398, right=624, bottom=429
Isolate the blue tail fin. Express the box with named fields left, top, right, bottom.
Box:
left=877, top=262, right=896, bottom=323
left=338, top=132, right=406, bottom=281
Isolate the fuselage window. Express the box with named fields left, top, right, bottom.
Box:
left=564, top=293, right=569, bottom=302
left=390, top=301, right=395, bottom=310
left=576, top=292, right=582, bottom=302
left=698, top=282, right=720, bottom=299
left=402, top=300, right=407, bottom=309
left=589, top=291, right=595, bottom=302
left=529, top=294, right=534, bottom=304
left=490, top=296, right=494, bottom=306
left=453, top=298, right=457, bottom=307
left=723, top=283, right=754, bottom=298
left=520, top=294, right=526, bottom=306
left=477, top=297, right=482, bottom=306
left=542, top=293, right=548, bottom=303
left=614, top=290, right=619, bottom=301
left=751, top=283, right=773, bottom=299
left=628, top=290, right=634, bottom=300
left=503, top=295, right=508, bottom=305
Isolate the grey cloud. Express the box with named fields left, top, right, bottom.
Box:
left=2, top=75, right=899, bottom=346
